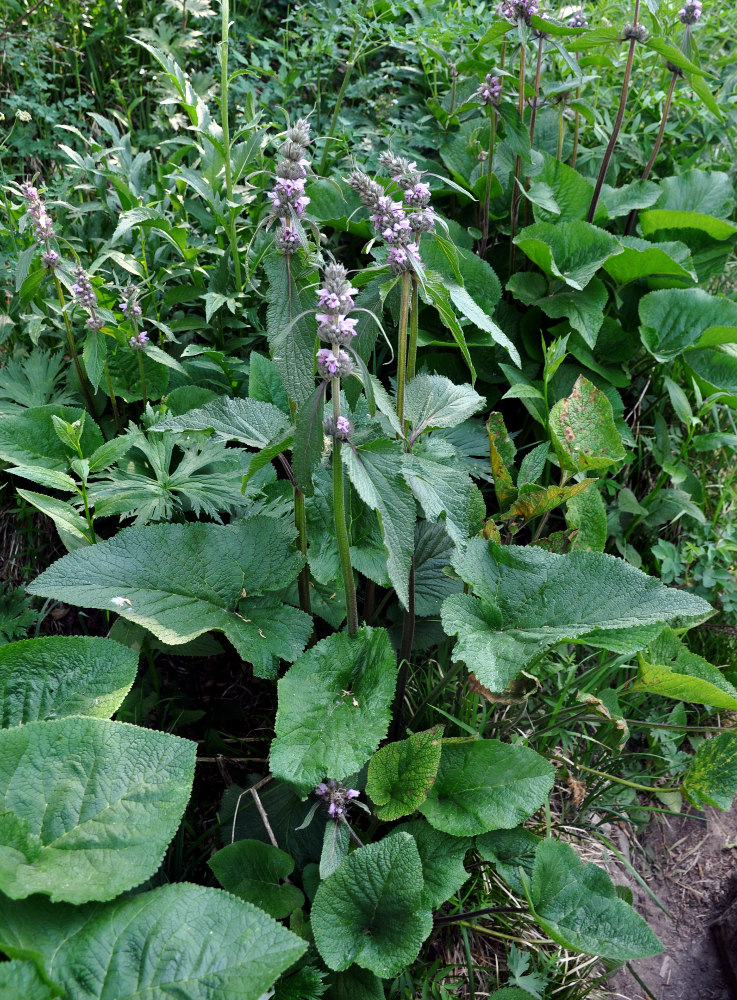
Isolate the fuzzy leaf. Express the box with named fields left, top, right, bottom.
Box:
left=0, top=405, right=103, bottom=471
left=264, top=254, right=318, bottom=405
left=366, top=727, right=444, bottom=821
left=154, top=395, right=291, bottom=450
left=0, top=717, right=195, bottom=903
left=208, top=839, right=304, bottom=919
left=566, top=482, right=607, bottom=551
left=397, top=819, right=471, bottom=908
left=293, top=382, right=327, bottom=496
left=404, top=375, right=485, bottom=438
left=549, top=376, right=625, bottom=473
left=402, top=454, right=476, bottom=547
left=683, top=732, right=737, bottom=810
left=514, top=221, right=622, bottom=290
left=635, top=628, right=737, bottom=709
left=639, top=287, right=737, bottom=362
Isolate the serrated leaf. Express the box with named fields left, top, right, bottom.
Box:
left=0, top=635, right=138, bottom=727
left=441, top=538, right=712, bottom=692
left=367, top=727, right=444, bottom=821
left=602, top=237, right=696, bottom=286
left=683, top=732, right=737, bottom=810
left=413, top=520, right=463, bottom=617
left=16, top=489, right=92, bottom=543
left=0, top=882, right=306, bottom=1000
left=27, top=519, right=310, bottom=677
left=419, top=739, right=553, bottom=836
left=154, top=395, right=291, bottom=449
left=293, top=382, right=327, bottom=496
left=525, top=839, right=662, bottom=960
left=517, top=443, right=548, bottom=487
left=535, top=278, right=607, bottom=349
left=635, top=628, right=737, bottom=710
left=397, top=819, right=471, bottom=907
left=477, top=826, right=541, bottom=894
left=311, top=831, right=432, bottom=977
left=549, top=375, right=625, bottom=472
left=270, top=627, right=399, bottom=793
left=320, top=818, right=350, bottom=879
left=0, top=716, right=194, bottom=903
left=404, top=375, right=485, bottom=439
left=0, top=405, right=103, bottom=470
left=638, top=287, right=737, bottom=362
left=208, top=839, right=305, bottom=919
left=326, top=967, right=385, bottom=1000
left=566, top=481, right=607, bottom=551
left=105, top=346, right=168, bottom=403
left=402, top=454, right=476, bottom=547
left=514, top=221, right=622, bottom=290
left=264, top=254, right=318, bottom=405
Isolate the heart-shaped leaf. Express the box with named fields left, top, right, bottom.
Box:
left=208, top=839, right=304, bottom=919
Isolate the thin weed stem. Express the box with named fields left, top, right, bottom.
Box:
left=479, top=107, right=497, bottom=258
left=624, top=68, right=678, bottom=236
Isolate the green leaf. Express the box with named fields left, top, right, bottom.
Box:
left=639, top=209, right=737, bottom=242
left=396, top=819, right=471, bottom=908
left=208, top=839, right=305, bottom=919
left=658, top=169, right=734, bottom=219
left=639, top=287, right=737, bottom=361
left=320, top=819, right=350, bottom=879
left=517, top=443, right=549, bottom=487
left=636, top=628, right=737, bottom=710
left=344, top=439, right=415, bottom=609
left=264, top=253, right=318, bottom=405
left=566, top=481, right=607, bottom=551
left=27, top=519, right=310, bottom=677
left=311, top=831, right=432, bottom=977
left=487, top=412, right=517, bottom=509
left=0, top=882, right=306, bottom=1000
left=514, top=221, right=622, bottom=290
left=441, top=538, right=712, bottom=692
left=413, top=520, right=463, bottom=617
left=525, top=839, right=663, bottom=960
left=534, top=277, right=607, bottom=349
left=602, top=237, right=696, bottom=286
left=404, top=375, right=485, bottom=439
left=419, top=739, right=553, bottom=836
left=549, top=375, right=625, bottom=472
left=0, top=635, right=138, bottom=727
left=685, top=347, right=737, bottom=406
left=0, top=716, right=195, bottom=903
left=402, top=454, right=477, bottom=547
left=15, top=489, right=91, bottom=544
left=0, top=405, right=103, bottom=470
left=326, top=967, right=385, bottom=1000
left=423, top=272, right=477, bottom=381
left=82, top=330, right=106, bottom=392
left=600, top=180, right=661, bottom=218
left=683, top=732, right=737, bottom=810
left=105, top=346, right=168, bottom=403
left=248, top=351, right=290, bottom=413
left=533, top=152, right=597, bottom=223
left=642, top=36, right=706, bottom=76
left=477, top=826, right=540, bottom=894
left=0, top=960, right=60, bottom=1000
left=367, top=727, right=444, bottom=821
left=499, top=480, right=592, bottom=531
left=154, top=395, right=291, bottom=450
left=293, top=382, right=327, bottom=496
left=270, top=627, right=399, bottom=793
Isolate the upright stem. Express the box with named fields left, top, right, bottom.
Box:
left=319, top=0, right=369, bottom=174
left=331, top=382, right=359, bottom=635
left=104, top=360, right=122, bottom=433
left=294, top=487, right=312, bottom=616
left=524, top=32, right=545, bottom=228
left=624, top=69, right=678, bottom=236
left=137, top=352, right=148, bottom=409
left=508, top=40, right=526, bottom=274
left=53, top=274, right=95, bottom=413
left=479, top=107, right=497, bottom=258
left=220, top=0, right=243, bottom=292
left=571, top=53, right=582, bottom=168
left=407, top=276, right=419, bottom=382
left=396, top=271, right=411, bottom=430
left=588, top=0, right=641, bottom=223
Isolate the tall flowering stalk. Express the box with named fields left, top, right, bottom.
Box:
left=476, top=74, right=502, bottom=257
left=69, top=266, right=122, bottom=430
left=119, top=284, right=149, bottom=410
left=316, top=263, right=359, bottom=635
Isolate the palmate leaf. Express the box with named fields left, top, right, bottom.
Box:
left=27, top=518, right=311, bottom=678
left=441, top=538, right=712, bottom=692
left=0, top=716, right=195, bottom=903
left=0, top=883, right=306, bottom=1000
left=311, top=832, right=433, bottom=977
left=524, top=839, right=662, bottom=961
left=0, top=350, right=75, bottom=416
left=0, top=636, right=138, bottom=727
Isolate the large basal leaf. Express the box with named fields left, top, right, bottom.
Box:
left=154, top=394, right=291, bottom=450
left=476, top=826, right=541, bottom=894
left=441, top=538, right=712, bottom=692
left=602, top=237, right=696, bottom=286
left=366, top=727, right=444, bottom=821
left=344, top=439, right=415, bottom=609
left=682, top=732, right=737, bottom=810
left=311, top=831, right=432, bottom=977
left=524, top=839, right=662, bottom=961
left=654, top=168, right=735, bottom=220
left=635, top=628, right=737, bottom=710
left=413, top=520, right=463, bottom=617
left=326, top=967, right=385, bottom=1000
left=396, top=819, right=471, bottom=908
left=270, top=627, right=399, bottom=793
left=419, top=739, right=553, bottom=836
left=639, top=208, right=737, bottom=243
left=264, top=253, right=318, bottom=405
left=404, top=375, right=485, bottom=439
left=0, top=960, right=60, bottom=1000
left=208, top=838, right=305, bottom=919
left=0, top=405, right=103, bottom=471
left=27, top=518, right=311, bottom=678
left=534, top=277, right=607, bottom=349
left=685, top=347, right=737, bottom=406
left=548, top=375, right=625, bottom=473
left=0, top=882, right=306, bottom=1000
left=105, top=346, right=169, bottom=403
left=639, top=287, right=737, bottom=362
left=0, top=716, right=195, bottom=903
left=0, top=636, right=138, bottom=727
left=513, top=221, right=622, bottom=290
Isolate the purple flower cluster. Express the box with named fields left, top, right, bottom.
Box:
left=477, top=73, right=503, bottom=107
left=20, top=181, right=55, bottom=243
left=324, top=414, right=354, bottom=441
left=679, top=0, right=702, bottom=23
left=268, top=118, right=311, bottom=254
left=314, top=779, right=360, bottom=819
left=568, top=9, right=588, bottom=27
left=72, top=266, right=104, bottom=332
left=317, top=347, right=353, bottom=379
left=119, top=285, right=142, bottom=319
left=497, top=0, right=539, bottom=25
left=316, top=263, right=359, bottom=350
left=129, top=331, right=150, bottom=350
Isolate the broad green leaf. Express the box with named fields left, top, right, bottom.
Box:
left=402, top=454, right=477, bottom=547
left=0, top=960, right=60, bottom=999
left=366, top=727, right=444, bottom=821
left=441, top=538, right=712, bottom=692
left=683, top=732, right=737, bottom=810
left=248, top=351, right=290, bottom=413
left=270, top=627, right=399, bottom=793
left=0, top=635, right=138, bottom=727
left=15, top=489, right=92, bottom=544
left=154, top=395, right=291, bottom=450
left=208, top=839, right=305, bottom=919
left=488, top=990, right=539, bottom=1000
left=525, top=839, right=662, bottom=960
left=533, top=152, right=597, bottom=223
left=0, top=716, right=194, bottom=903
left=642, top=37, right=706, bottom=76
left=499, top=480, right=592, bottom=531
left=639, top=288, right=737, bottom=361
left=311, top=831, right=432, bottom=977
left=655, top=169, right=734, bottom=219
left=344, top=439, right=415, bottom=609
left=514, top=221, right=622, bottom=290
left=27, top=519, right=311, bottom=677
left=419, top=739, right=553, bottom=836
left=600, top=180, right=660, bottom=218
left=635, top=628, right=737, bottom=710
left=0, top=882, right=306, bottom=1000
left=105, top=346, right=168, bottom=403
left=534, top=277, right=607, bottom=349
left=326, top=967, right=385, bottom=1000
left=404, top=375, right=485, bottom=439
left=685, top=347, right=737, bottom=406
left=397, top=819, right=471, bottom=908
left=517, top=442, right=548, bottom=488
left=0, top=405, right=103, bottom=470
left=487, top=412, right=517, bottom=509
left=477, top=826, right=540, bottom=894
left=293, top=382, right=327, bottom=496
left=602, top=237, right=696, bottom=286
left=566, top=481, right=607, bottom=551
left=320, top=818, right=350, bottom=879
left=639, top=209, right=737, bottom=242
left=413, top=520, right=462, bottom=617
left=264, top=253, right=318, bottom=405
left=549, top=375, right=625, bottom=472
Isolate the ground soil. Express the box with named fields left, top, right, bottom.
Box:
left=606, top=801, right=737, bottom=1000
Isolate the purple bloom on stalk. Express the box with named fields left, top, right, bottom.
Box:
left=497, top=0, right=539, bottom=24
left=314, top=779, right=360, bottom=819
left=269, top=118, right=312, bottom=236
left=315, top=263, right=359, bottom=347
left=20, top=181, right=55, bottom=242
left=679, top=0, right=702, bottom=22
left=129, top=331, right=149, bottom=350
left=568, top=9, right=588, bottom=27
left=477, top=74, right=503, bottom=107
left=71, top=267, right=97, bottom=309
left=41, top=249, right=59, bottom=270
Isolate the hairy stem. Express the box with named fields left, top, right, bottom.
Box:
left=103, top=360, right=122, bottom=433
left=407, top=276, right=419, bottom=382
left=332, top=382, right=358, bottom=635
left=294, top=487, right=312, bottom=616
left=479, top=107, right=497, bottom=258
left=624, top=69, right=678, bottom=236
left=396, top=270, right=411, bottom=430
left=137, top=351, right=148, bottom=409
